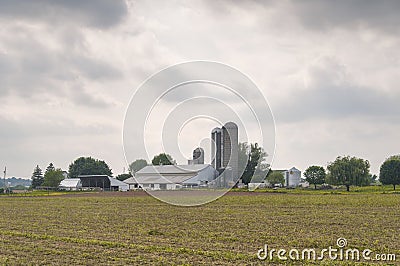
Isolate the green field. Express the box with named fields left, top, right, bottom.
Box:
left=0, top=191, right=399, bottom=265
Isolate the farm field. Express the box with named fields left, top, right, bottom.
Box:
left=0, top=191, right=399, bottom=265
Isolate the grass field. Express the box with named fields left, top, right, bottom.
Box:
left=0, top=190, right=399, bottom=265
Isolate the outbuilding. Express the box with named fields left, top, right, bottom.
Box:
left=109, top=177, right=129, bottom=192
left=284, top=167, right=302, bottom=188
left=59, top=178, right=82, bottom=191
left=77, top=175, right=129, bottom=191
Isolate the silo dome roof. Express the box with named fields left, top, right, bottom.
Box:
left=211, top=127, right=222, bottom=133
left=223, top=122, right=238, bottom=128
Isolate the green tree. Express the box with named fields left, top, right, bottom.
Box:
left=388, top=154, right=400, bottom=161
left=68, top=157, right=113, bottom=178
left=327, top=156, right=371, bottom=191
left=45, top=163, right=55, bottom=175
left=152, top=153, right=175, bottom=166
left=370, top=174, right=378, bottom=183
left=31, top=165, right=44, bottom=189
left=304, top=166, right=326, bottom=189
left=116, top=173, right=133, bottom=181
left=240, top=143, right=268, bottom=184
left=43, top=168, right=65, bottom=188
left=266, top=171, right=284, bottom=186
left=379, top=157, right=400, bottom=190
left=238, top=142, right=249, bottom=177
left=129, top=159, right=148, bottom=174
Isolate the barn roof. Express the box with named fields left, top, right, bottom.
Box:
left=136, top=164, right=211, bottom=175
left=109, top=177, right=128, bottom=187
left=59, top=178, right=81, bottom=187
left=135, top=174, right=195, bottom=184
left=123, top=176, right=138, bottom=184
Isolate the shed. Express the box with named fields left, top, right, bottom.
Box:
left=109, top=177, right=129, bottom=191
left=77, top=175, right=128, bottom=191
left=59, top=178, right=82, bottom=191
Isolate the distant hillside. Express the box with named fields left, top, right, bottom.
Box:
left=0, top=177, right=31, bottom=187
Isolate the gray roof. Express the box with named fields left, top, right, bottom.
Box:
left=109, top=177, right=128, bottom=187
left=134, top=164, right=214, bottom=185
left=123, top=176, right=138, bottom=184
left=136, top=164, right=210, bottom=175
left=135, top=174, right=195, bottom=184
left=77, top=175, right=109, bottom=178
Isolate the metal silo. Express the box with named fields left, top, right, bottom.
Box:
left=211, top=127, right=222, bottom=170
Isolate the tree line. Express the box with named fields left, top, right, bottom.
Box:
left=236, top=142, right=400, bottom=192
left=301, top=155, right=399, bottom=191
left=29, top=150, right=400, bottom=192
left=30, top=153, right=172, bottom=188
left=31, top=157, right=114, bottom=189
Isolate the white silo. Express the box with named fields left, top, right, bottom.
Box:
left=284, top=167, right=301, bottom=188
left=222, top=122, right=238, bottom=183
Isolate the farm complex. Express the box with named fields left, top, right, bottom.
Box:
left=0, top=190, right=398, bottom=265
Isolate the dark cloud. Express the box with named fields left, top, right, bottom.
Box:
left=0, top=22, right=122, bottom=107
left=0, top=0, right=128, bottom=28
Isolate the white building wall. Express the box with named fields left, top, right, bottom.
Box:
left=167, top=184, right=178, bottom=190
left=284, top=167, right=301, bottom=187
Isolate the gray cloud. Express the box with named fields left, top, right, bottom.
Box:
left=274, top=57, right=400, bottom=123
left=204, top=0, right=400, bottom=34
left=0, top=0, right=128, bottom=28
left=0, top=21, right=122, bottom=107
left=1, top=0, right=399, bottom=177
left=289, top=0, right=400, bottom=33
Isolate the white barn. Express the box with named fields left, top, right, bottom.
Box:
left=123, top=176, right=140, bottom=190
left=59, top=178, right=82, bottom=191
left=135, top=164, right=217, bottom=190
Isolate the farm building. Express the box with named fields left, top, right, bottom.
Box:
left=77, top=175, right=128, bottom=191
left=284, top=167, right=301, bottom=188
left=134, top=164, right=218, bottom=190
left=109, top=177, right=129, bottom=191
left=59, top=178, right=82, bottom=191
left=123, top=176, right=140, bottom=190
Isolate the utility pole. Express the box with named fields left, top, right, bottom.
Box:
left=3, top=167, right=6, bottom=193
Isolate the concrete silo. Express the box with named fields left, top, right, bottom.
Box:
left=222, top=122, right=238, bottom=182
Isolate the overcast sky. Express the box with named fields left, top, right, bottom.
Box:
left=1, top=0, right=399, bottom=178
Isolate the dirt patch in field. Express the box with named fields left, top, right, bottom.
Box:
left=57, top=190, right=302, bottom=198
